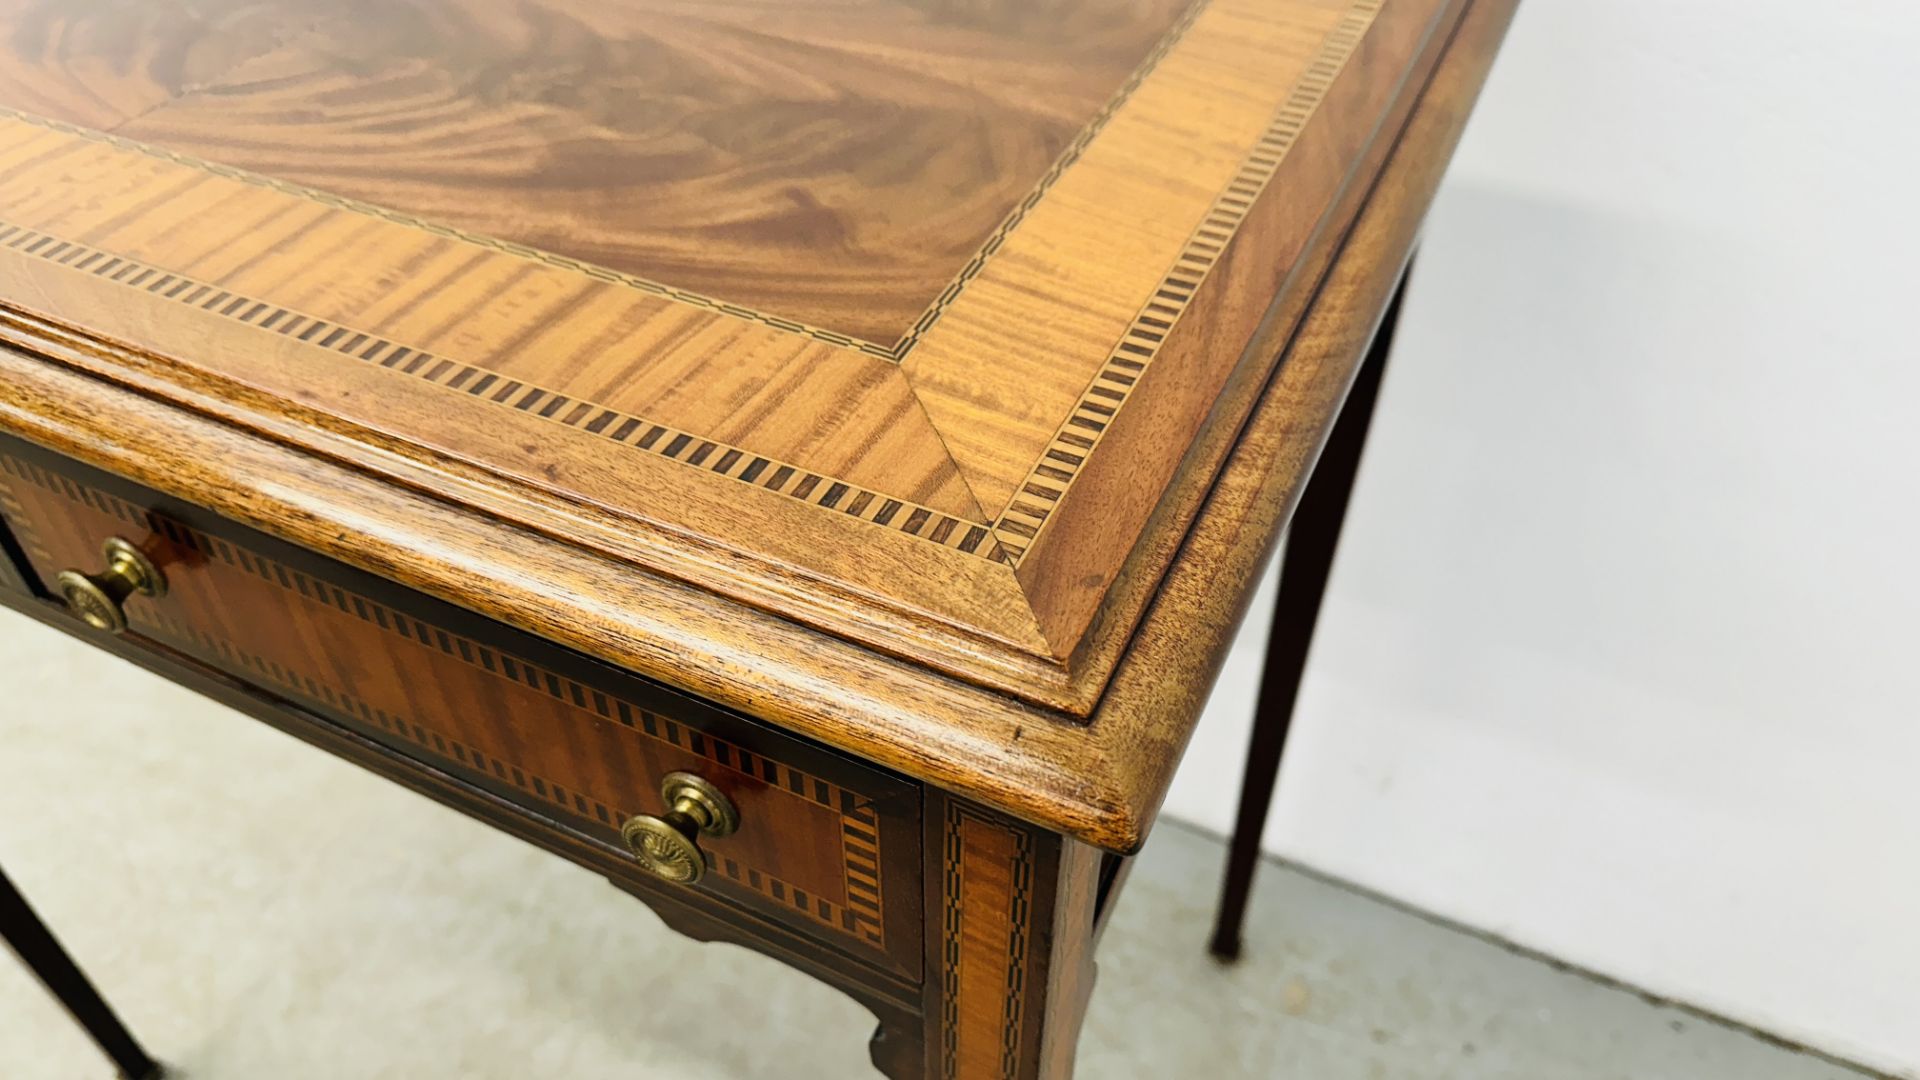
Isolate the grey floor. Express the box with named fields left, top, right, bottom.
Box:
left=0, top=607, right=1882, bottom=1079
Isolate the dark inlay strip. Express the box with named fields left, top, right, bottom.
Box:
left=0, top=105, right=899, bottom=359
left=0, top=455, right=892, bottom=947
left=0, top=222, right=1010, bottom=565
left=889, top=0, right=1215, bottom=357
left=989, top=0, right=1384, bottom=564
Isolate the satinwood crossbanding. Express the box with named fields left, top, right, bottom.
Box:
left=0, top=453, right=892, bottom=948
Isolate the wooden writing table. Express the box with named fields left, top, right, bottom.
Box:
left=0, top=0, right=1516, bottom=1075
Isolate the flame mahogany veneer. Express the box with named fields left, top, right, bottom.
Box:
left=0, top=0, right=1519, bottom=1074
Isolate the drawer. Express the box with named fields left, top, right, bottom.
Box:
left=0, top=435, right=922, bottom=979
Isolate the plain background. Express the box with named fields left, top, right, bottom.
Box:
left=1162, top=0, right=1920, bottom=1075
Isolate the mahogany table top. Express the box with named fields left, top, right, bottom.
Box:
left=0, top=0, right=1516, bottom=846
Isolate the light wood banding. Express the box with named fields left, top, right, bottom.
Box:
left=0, top=0, right=1522, bottom=846
left=0, top=444, right=924, bottom=975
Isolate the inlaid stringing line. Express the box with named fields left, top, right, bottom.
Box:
left=840, top=802, right=887, bottom=946
left=887, top=0, right=1212, bottom=357
left=999, top=825, right=1035, bottom=1077
left=155, top=605, right=858, bottom=937
left=938, top=802, right=1036, bottom=1079
left=0, top=104, right=897, bottom=359
left=939, top=806, right=967, bottom=1078
left=0, top=223, right=1009, bottom=564
left=0, top=0, right=1384, bottom=566
left=0, top=0, right=1207, bottom=364
left=989, top=0, right=1385, bottom=565
left=1, top=453, right=890, bottom=945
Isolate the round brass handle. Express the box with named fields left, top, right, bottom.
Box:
left=620, top=772, right=738, bottom=885
left=55, top=538, right=167, bottom=635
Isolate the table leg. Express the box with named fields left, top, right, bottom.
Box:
left=913, top=794, right=1102, bottom=1079
left=0, top=867, right=163, bottom=1079
left=1207, top=260, right=1413, bottom=962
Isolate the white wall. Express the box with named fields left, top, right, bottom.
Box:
left=1162, top=1, right=1920, bottom=1074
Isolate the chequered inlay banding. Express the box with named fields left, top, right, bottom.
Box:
left=0, top=454, right=889, bottom=948
left=939, top=801, right=1036, bottom=1078
left=0, top=0, right=1382, bottom=570
left=0, top=222, right=1009, bottom=565
left=0, top=0, right=1209, bottom=363
left=989, top=0, right=1385, bottom=563
left=0, top=103, right=898, bottom=359
left=889, top=0, right=1212, bottom=357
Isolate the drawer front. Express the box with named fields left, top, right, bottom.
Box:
left=0, top=438, right=921, bottom=978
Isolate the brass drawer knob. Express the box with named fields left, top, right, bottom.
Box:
left=55, top=538, right=167, bottom=635
left=620, top=772, right=738, bottom=885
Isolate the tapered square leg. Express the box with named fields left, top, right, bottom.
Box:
left=1208, top=260, right=1413, bottom=962
left=0, top=867, right=163, bottom=1079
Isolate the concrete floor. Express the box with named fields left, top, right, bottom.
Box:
left=0, top=606, right=1882, bottom=1079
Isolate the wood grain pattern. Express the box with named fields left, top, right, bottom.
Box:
left=0, top=440, right=926, bottom=976
left=904, top=0, right=1357, bottom=515
left=0, top=109, right=988, bottom=517
left=986, top=0, right=1389, bottom=561
left=0, top=218, right=1008, bottom=555
left=0, top=0, right=1460, bottom=709
left=922, top=794, right=1101, bottom=1079
left=2, top=0, right=1195, bottom=346
left=0, top=0, right=1520, bottom=851
left=1012, top=0, right=1469, bottom=670
left=1084, top=0, right=1521, bottom=849
left=938, top=803, right=1034, bottom=1077
left=0, top=7, right=1521, bottom=1074
left=0, top=3, right=298, bottom=130
left=0, top=114, right=1076, bottom=698
left=0, top=582, right=931, bottom=1077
